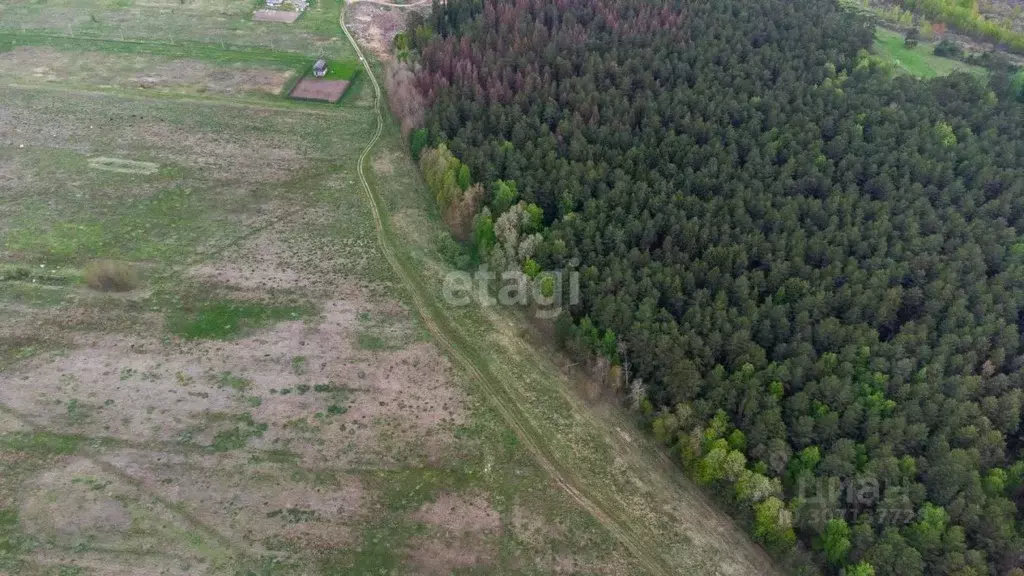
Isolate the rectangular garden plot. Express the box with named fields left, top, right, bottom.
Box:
left=289, top=78, right=351, bottom=103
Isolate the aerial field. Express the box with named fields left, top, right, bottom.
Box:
left=0, top=1, right=779, bottom=575
left=0, top=3, right=647, bottom=575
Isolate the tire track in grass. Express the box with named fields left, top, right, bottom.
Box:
left=340, top=5, right=673, bottom=575
left=0, top=403, right=250, bottom=563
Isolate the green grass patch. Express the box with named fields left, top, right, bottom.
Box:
left=208, top=413, right=268, bottom=452
left=248, top=449, right=300, bottom=465
left=5, top=187, right=231, bottom=266
left=356, top=332, right=389, bottom=350
left=370, top=467, right=477, bottom=513
left=0, top=431, right=83, bottom=456
left=321, top=60, right=360, bottom=81
left=0, top=337, right=53, bottom=370
left=0, top=507, right=29, bottom=571
left=0, top=264, right=81, bottom=286
left=48, top=566, right=85, bottom=576
left=319, top=521, right=425, bottom=574
left=291, top=356, right=308, bottom=375
left=874, top=27, right=988, bottom=78
left=266, top=507, right=317, bottom=523
left=0, top=281, right=76, bottom=308
left=216, top=371, right=251, bottom=392
left=169, top=299, right=313, bottom=340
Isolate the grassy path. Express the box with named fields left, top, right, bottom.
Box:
left=340, top=4, right=780, bottom=575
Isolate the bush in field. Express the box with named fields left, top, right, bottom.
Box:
left=933, top=38, right=964, bottom=58
left=83, top=260, right=139, bottom=292
left=904, top=27, right=920, bottom=47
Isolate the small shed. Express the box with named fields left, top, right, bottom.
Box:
left=313, top=59, right=328, bottom=78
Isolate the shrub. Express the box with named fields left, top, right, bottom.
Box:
left=83, top=260, right=139, bottom=292
left=933, top=38, right=964, bottom=58
left=904, top=27, right=920, bottom=48
left=410, top=127, right=429, bottom=160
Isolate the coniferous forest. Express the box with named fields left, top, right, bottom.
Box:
left=403, top=0, right=1024, bottom=573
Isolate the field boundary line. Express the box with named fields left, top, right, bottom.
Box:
left=0, top=30, right=317, bottom=59
left=3, top=82, right=362, bottom=116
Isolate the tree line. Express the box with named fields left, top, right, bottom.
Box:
left=900, top=0, right=1024, bottom=53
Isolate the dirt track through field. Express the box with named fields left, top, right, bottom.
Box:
left=340, top=4, right=780, bottom=575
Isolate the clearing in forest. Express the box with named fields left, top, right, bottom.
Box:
left=874, top=26, right=990, bottom=77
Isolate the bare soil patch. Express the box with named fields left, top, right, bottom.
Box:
left=1, top=333, right=239, bottom=443
left=373, top=150, right=399, bottom=175
left=252, top=9, right=301, bottom=23
left=1, top=298, right=463, bottom=467
left=29, top=549, right=196, bottom=576
left=413, top=492, right=501, bottom=536
left=404, top=492, right=502, bottom=575
left=130, top=122, right=307, bottom=184
left=509, top=504, right=566, bottom=544
left=406, top=536, right=500, bottom=575
left=190, top=229, right=309, bottom=292
left=101, top=449, right=368, bottom=555
left=347, top=3, right=418, bottom=61
left=290, top=77, right=351, bottom=103
left=250, top=305, right=466, bottom=469
left=0, top=409, right=28, bottom=434
left=17, top=456, right=219, bottom=566
left=21, top=458, right=133, bottom=540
